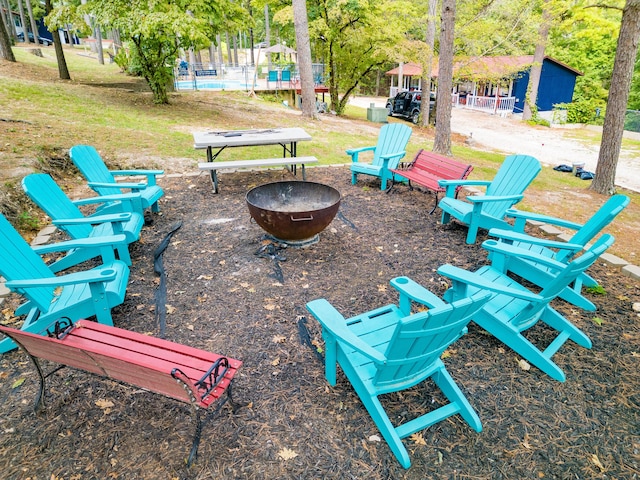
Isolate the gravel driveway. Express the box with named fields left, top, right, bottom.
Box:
left=351, top=96, right=640, bottom=193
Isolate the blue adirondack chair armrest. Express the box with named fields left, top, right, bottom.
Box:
left=466, top=193, right=524, bottom=204
left=73, top=192, right=143, bottom=206
left=437, top=264, right=541, bottom=302
left=52, top=213, right=132, bottom=227
left=481, top=239, right=569, bottom=274
left=6, top=267, right=118, bottom=290
left=110, top=169, right=164, bottom=186
left=488, top=228, right=585, bottom=252
left=379, top=151, right=407, bottom=161
left=88, top=181, right=147, bottom=191
left=31, top=235, right=128, bottom=255
left=438, top=179, right=491, bottom=196
left=346, top=146, right=376, bottom=162
left=306, top=299, right=386, bottom=363
left=505, top=208, right=584, bottom=233
left=390, top=276, right=446, bottom=316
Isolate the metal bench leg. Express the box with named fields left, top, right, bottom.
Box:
left=209, top=169, right=219, bottom=194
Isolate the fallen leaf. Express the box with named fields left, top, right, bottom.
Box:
left=590, top=453, right=605, bottom=472
left=410, top=433, right=426, bottom=446
left=264, top=304, right=276, bottom=311
left=247, top=287, right=256, bottom=293
left=186, top=324, right=194, bottom=331
left=197, top=275, right=213, bottom=280
left=272, top=335, right=286, bottom=343
left=95, top=399, right=114, bottom=409
left=368, top=434, right=381, bottom=442
left=517, top=359, right=531, bottom=371
left=592, top=317, right=603, bottom=326
left=166, top=304, right=176, bottom=314
left=377, top=284, right=387, bottom=292
left=271, top=358, right=280, bottom=366
left=278, top=447, right=298, bottom=461
left=12, top=378, right=25, bottom=389
left=240, top=282, right=250, bottom=288
left=375, top=246, right=383, bottom=252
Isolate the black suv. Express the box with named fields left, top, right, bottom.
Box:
left=386, top=91, right=436, bottom=124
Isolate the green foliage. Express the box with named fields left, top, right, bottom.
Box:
left=586, top=285, right=607, bottom=295
left=16, top=211, right=40, bottom=232
left=555, top=95, right=604, bottom=124
left=624, top=110, right=640, bottom=133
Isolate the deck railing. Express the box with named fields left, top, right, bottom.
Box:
left=459, top=94, right=516, bottom=116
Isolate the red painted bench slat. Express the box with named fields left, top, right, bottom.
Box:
left=0, top=319, right=242, bottom=466
left=389, top=149, right=473, bottom=213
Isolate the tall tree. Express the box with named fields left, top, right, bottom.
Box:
left=292, top=0, right=317, bottom=118
left=433, top=0, right=455, bottom=155
left=24, top=0, right=39, bottom=45
left=44, top=0, right=71, bottom=80
left=420, top=0, right=437, bottom=127
left=592, top=0, right=640, bottom=195
left=0, top=7, right=16, bottom=61
left=522, top=0, right=552, bottom=121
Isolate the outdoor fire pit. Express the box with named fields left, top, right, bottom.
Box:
left=246, top=181, right=341, bottom=246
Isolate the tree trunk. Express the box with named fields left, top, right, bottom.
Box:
left=24, top=0, right=39, bottom=45
left=0, top=8, right=16, bottom=62
left=17, top=0, right=28, bottom=43
left=292, top=0, right=317, bottom=118
left=591, top=0, right=640, bottom=195
left=45, top=0, right=71, bottom=80
left=522, top=0, right=551, bottom=121
left=420, top=0, right=437, bottom=127
left=433, top=0, right=456, bottom=155
left=95, top=22, right=104, bottom=65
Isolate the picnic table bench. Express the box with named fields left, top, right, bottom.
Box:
left=389, top=149, right=473, bottom=213
left=198, top=156, right=318, bottom=193
left=0, top=319, right=242, bottom=467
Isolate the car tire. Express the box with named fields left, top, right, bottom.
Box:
left=411, top=111, right=420, bottom=124
left=386, top=104, right=393, bottom=116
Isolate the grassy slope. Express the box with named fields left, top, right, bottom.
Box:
left=1, top=45, right=639, bottom=260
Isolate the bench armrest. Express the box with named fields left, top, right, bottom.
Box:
left=390, top=276, right=446, bottom=316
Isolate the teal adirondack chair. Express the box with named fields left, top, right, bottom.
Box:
left=489, top=194, right=630, bottom=310
left=69, top=145, right=164, bottom=214
left=306, top=277, right=492, bottom=468
left=438, top=234, right=614, bottom=382
left=0, top=213, right=129, bottom=354
left=438, top=154, right=541, bottom=243
left=22, top=174, right=144, bottom=271
left=348, top=123, right=412, bottom=190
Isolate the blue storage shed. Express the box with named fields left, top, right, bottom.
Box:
left=512, top=56, right=582, bottom=113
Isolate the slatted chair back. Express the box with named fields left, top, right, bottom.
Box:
left=490, top=234, right=613, bottom=332
left=372, top=123, right=413, bottom=170
left=562, top=194, right=629, bottom=260
left=0, top=213, right=56, bottom=311
left=374, top=293, right=491, bottom=389
left=69, top=144, right=123, bottom=197
left=23, top=174, right=93, bottom=239
left=482, top=154, right=541, bottom=219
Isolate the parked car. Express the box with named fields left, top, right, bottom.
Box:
left=17, top=32, right=53, bottom=46
left=386, top=90, right=436, bottom=124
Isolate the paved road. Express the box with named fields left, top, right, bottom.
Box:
left=350, top=96, right=640, bottom=192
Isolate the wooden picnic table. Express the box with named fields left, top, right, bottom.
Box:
left=193, top=127, right=314, bottom=192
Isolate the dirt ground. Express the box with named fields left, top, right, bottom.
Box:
left=0, top=166, right=638, bottom=479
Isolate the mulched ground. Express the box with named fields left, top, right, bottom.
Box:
left=1, top=165, right=639, bottom=479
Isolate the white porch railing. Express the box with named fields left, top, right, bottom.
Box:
left=461, top=95, right=516, bottom=116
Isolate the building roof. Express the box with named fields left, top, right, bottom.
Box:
left=385, top=56, right=582, bottom=80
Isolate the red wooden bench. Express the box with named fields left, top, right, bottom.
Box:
left=389, top=149, right=474, bottom=213
left=0, top=319, right=242, bottom=467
